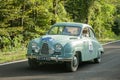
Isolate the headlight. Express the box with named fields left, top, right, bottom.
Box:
left=32, top=42, right=37, bottom=48
left=31, top=42, right=39, bottom=53
left=54, top=43, right=62, bottom=52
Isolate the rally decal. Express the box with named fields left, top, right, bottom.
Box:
left=42, top=37, right=54, bottom=42
left=89, top=41, right=93, bottom=52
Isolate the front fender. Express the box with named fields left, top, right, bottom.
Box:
left=63, top=43, right=73, bottom=58
left=64, top=42, right=83, bottom=58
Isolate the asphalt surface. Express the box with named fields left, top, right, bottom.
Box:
left=0, top=41, right=120, bottom=80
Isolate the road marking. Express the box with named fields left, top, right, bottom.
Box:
left=0, top=40, right=120, bottom=66
left=0, top=59, right=27, bottom=66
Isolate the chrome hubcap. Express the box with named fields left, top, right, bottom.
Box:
left=73, top=56, right=78, bottom=67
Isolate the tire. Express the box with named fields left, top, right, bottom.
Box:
left=66, top=54, right=79, bottom=72
left=28, top=59, right=39, bottom=69
left=94, top=53, right=102, bottom=63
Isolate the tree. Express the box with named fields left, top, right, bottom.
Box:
left=0, top=0, right=70, bottom=51
left=88, top=0, right=116, bottom=38
left=65, top=0, right=95, bottom=23
left=111, top=0, right=120, bottom=35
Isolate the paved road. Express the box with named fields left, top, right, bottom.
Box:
left=0, top=41, right=120, bottom=80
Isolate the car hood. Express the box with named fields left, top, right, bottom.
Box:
left=33, top=35, right=80, bottom=46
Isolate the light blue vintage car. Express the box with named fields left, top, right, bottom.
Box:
left=26, top=22, right=104, bottom=72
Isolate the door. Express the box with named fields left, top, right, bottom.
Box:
left=89, top=28, right=98, bottom=59
left=82, top=27, right=94, bottom=61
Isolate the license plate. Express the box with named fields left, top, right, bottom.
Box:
left=37, top=56, right=50, bottom=61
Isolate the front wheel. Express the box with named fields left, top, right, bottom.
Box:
left=66, top=54, right=79, bottom=72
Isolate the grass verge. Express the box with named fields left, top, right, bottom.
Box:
left=99, top=36, right=120, bottom=44
left=99, top=38, right=116, bottom=44
left=0, top=48, right=26, bottom=64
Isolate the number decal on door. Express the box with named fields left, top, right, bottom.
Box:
left=89, top=41, right=93, bottom=52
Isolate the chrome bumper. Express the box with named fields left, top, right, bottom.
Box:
left=27, top=55, right=72, bottom=62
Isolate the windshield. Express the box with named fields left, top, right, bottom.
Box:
left=48, top=26, right=81, bottom=36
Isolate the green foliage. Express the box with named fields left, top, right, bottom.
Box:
left=65, top=0, right=95, bottom=23
left=112, top=1, right=120, bottom=35
left=88, top=0, right=116, bottom=39
left=113, top=15, right=120, bottom=35
left=0, top=0, right=71, bottom=51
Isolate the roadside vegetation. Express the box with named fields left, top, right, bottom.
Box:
left=0, top=0, right=120, bottom=63
left=0, top=48, right=26, bottom=63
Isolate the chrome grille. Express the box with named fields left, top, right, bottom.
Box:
left=41, top=43, right=49, bottom=54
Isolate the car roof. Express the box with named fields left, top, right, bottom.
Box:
left=53, top=22, right=92, bottom=28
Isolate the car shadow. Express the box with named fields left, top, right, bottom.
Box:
left=0, top=61, right=97, bottom=78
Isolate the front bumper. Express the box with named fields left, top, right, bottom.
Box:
left=26, top=54, right=72, bottom=62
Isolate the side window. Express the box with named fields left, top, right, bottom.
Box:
left=82, top=27, right=90, bottom=37
left=89, top=28, right=95, bottom=38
